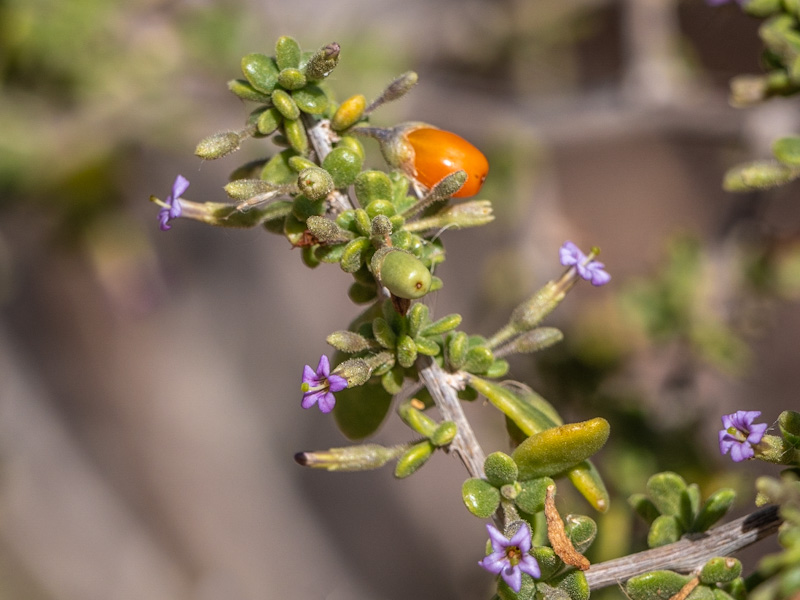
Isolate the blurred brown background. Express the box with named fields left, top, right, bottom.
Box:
left=0, top=0, right=796, bottom=598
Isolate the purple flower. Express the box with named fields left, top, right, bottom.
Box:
left=719, top=410, right=767, bottom=462
left=706, top=0, right=744, bottom=6
left=301, top=355, right=348, bottom=413
left=478, top=523, right=540, bottom=593
left=159, top=175, right=189, bottom=231
left=559, top=241, right=611, bottom=286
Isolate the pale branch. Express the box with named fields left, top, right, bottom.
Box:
left=418, top=358, right=486, bottom=480
left=584, top=505, right=782, bottom=590
left=303, top=115, right=353, bottom=213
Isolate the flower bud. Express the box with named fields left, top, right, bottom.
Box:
left=370, top=214, right=393, bottom=239
left=295, top=443, right=402, bottom=472
left=241, top=53, right=279, bottom=94
left=321, top=146, right=363, bottom=188
left=303, top=42, right=340, bottom=81
left=272, top=89, right=300, bottom=120
left=332, top=94, right=367, bottom=131
left=326, top=330, right=373, bottom=353
left=723, top=160, right=798, bottom=192
left=332, top=357, right=370, bottom=387
left=223, top=179, right=281, bottom=200
left=366, top=71, right=418, bottom=113
left=275, top=35, right=301, bottom=70
left=509, top=281, right=567, bottom=332
left=292, top=84, right=328, bottom=114
left=195, top=131, right=241, bottom=160
left=277, top=67, right=306, bottom=90
left=298, top=167, right=334, bottom=200
left=372, top=248, right=432, bottom=300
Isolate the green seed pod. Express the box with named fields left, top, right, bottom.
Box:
left=626, top=571, right=693, bottom=600
left=260, top=149, right=298, bottom=185
left=277, top=67, right=306, bottom=90
left=354, top=170, right=393, bottom=207
left=565, top=514, right=597, bottom=554
left=515, top=476, right=553, bottom=514
left=337, top=136, right=366, bottom=161
left=326, top=330, right=372, bottom=354
left=647, top=514, right=682, bottom=548
left=303, top=42, right=340, bottom=80
left=700, top=557, right=742, bottom=585
left=394, top=440, right=434, bottom=479
left=398, top=402, right=437, bottom=437
left=332, top=94, right=367, bottom=131
left=241, top=53, right=279, bottom=94
left=284, top=118, right=309, bottom=155
left=421, top=314, right=462, bottom=337
left=630, top=493, right=660, bottom=525
left=396, top=334, right=417, bottom=368
left=511, top=418, right=611, bottom=480
left=374, top=249, right=432, bottom=300
left=692, top=488, right=735, bottom=532
left=228, top=78, right=273, bottom=103
left=462, top=478, right=501, bottom=518
left=321, top=146, right=363, bottom=189
left=372, top=317, right=397, bottom=349
left=431, top=421, right=457, bottom=447
left=256, top=107, right=283, bottom=135
left=298, top=167, right=334, bottom=201
left=464, top=346, right=494, bottom=374
left=484, top=452, right=518, bottom=487
left=484, top=359, right=510, bottom=379
left=348, top=281, right=377, bottom=304
left=407, top=303, right=429, bottom=338
left=275, top=35, right=301, bottom=70
left=779, top=410, right=800, bottom=447
left=646, top=472, right=688, bottom=518
left=447, top=331, right=469, bottom=370
left=292, top=84, right=328, bottom=114
left=567, top=460, right=610, bottom=513
left=271, top=89, right=300, bottom=120
left=340, top=237, right=371, bottom=273
left=195, top=131, right=240, bottom=160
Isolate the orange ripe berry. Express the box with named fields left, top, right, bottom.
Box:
left=406, top=128, right=489, bottom=198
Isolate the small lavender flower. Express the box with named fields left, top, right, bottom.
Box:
left=301, top=355, right=348, bottom=413
left=478, top=523, right=540, bottom=593
left=719, top=410, right=767, bottom=462
left=559, top=241, right=611, bottom=286
left=159, top=175, right=189, bottom=231
left=706, top=0, right=744, bottom=6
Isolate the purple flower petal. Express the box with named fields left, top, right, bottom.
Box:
left=327, top=373, right=348, bottom=393
left=501, top=564, right=522, bottom=593
left=478, top=523, right=539, bottom=594
left=519, top=554, right=541, bottom=579
left=560, top=241, right=585, bottom=267
left=719, top=410, right=766, bottom=462
left=315, top=355, right=331, bottom=377
left=159, top=175, right=189, bottom=231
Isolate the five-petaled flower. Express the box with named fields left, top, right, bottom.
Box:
left=559, top=241, right=611, bottom=286
left=301, top=355, right=348, bottom=413
left=478, top=522, right=540, bottom=593
left=719, top=410, right=767, bottom=462
left=159, top=175, right=190, bottom=231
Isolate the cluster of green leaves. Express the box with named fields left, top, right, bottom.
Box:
left=626, top=558, right=745, bottom=600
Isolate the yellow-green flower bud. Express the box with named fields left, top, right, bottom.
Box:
left=292, top=85, right=328, bottom=114
left=366, top=71, right=419, bottom=113
left=306, top=216, right=353, bottom=244
left=298, top=167, right=334, bottom=200
left=326, top=330, right=372, bottom=353
left=332, top=94, right=367, bottom=131
left=277, top=67, right=306, bottom=90
left=332, top=357, right=371, bottom=387
left=394, top=440, right=435, bottom=479
left=223, top=179, right=280, bottom=200
left=321, top=146, right=363, bottom=188
left=272, top=89, right=300, bottom=120
left=370, top=214, right=393, bottom=239
left=195, top=131, right=241, bottom=160
left=240, top=53, right=279, bottom=94
left=303, top=42, right=340, bottom=81
left=275, top=35, right=301, bottom=70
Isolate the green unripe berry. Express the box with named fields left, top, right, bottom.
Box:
left=298, top=167, right=335, bottom=201
left=376, top=250, right=432, bottom=299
